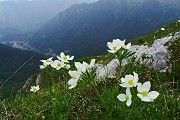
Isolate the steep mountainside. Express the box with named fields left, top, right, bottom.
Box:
left=0, top=44, right=45, bottom=97
left=30, top=0, right=180, bottom=59
left=1, top=21, right=179, bottom=119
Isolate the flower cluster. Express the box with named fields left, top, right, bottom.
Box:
left=67, top=59, right=96, bottom=89
left=107, top=39, right=131, bottom=53
left=117, top=72, right=159, bottom=106
left=31, top=52, right=74, bottom=92
left=40, top=52, right=74, bottom=70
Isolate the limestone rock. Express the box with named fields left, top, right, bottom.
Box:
left=96, top=31, right=180, bottom=78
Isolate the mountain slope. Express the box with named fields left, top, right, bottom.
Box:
left=30, top=0, right=180, bottom=59
left=0, top=44, right=45, bottom=97
left=1, top=21, right=179, bottom=119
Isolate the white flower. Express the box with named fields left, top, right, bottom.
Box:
left=50, top=60, right=65, bottom=70
left=75, top=59, right=96, bottom=73
left=30, top=85, right=40, bottom=93
left=74, top=62, right=88, bottom=73
left=89, top=59, right=96, bottom=68
left=40, top=57, right=53, bottom=66
left=107, top=39, right=125, bottom=53
left=40, top=64, right=46, bottom=69
left=137, top=81, right=159, bottom=102
left=67, top=71, right=81, bottom=89
left=120, top=72, right=139, bottom=88
left=117, top=88, right=132, bottom=106
left=161, top=28, right=165, bottom=31
left=57, top=52, right=74, bottom=62
left=178, top=20, right=180, bottom=22
left=40, top=57, right=53, bottom=69
left=123, top=42, right=131, bottom=49
left=65, top=64, right=71, bottom=70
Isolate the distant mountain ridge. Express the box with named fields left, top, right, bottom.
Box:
left=0, top=0, right=98, bottom=32
left=29, top=0, right=180, bottom=59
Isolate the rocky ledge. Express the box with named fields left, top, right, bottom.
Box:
left=96, top=31, right=180, bottom=78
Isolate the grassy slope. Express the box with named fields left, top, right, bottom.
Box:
left=0, top=21, right=180, bottom=119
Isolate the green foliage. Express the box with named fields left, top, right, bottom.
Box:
left=1, top=56, right=179, bottom=119
left=168, top=38, right=180, bottom=91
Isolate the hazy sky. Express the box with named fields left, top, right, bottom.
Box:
left=0, top=0, right=98, bottom=2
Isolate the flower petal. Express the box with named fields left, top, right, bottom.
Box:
left=68, top=79, right=78, bottom=89
left=126, top=88, right=131, bottom=96
left=142, top=97, right=153, bottom=102
left=75, top=62, right=82, bottom=69
left=142, top=81, right=151, bottom=92
left=148, top=91, right=159, bottom=100
left=133, top=72, right=138, bottom=84
left=90, top=59, right=95, bottom=68
left=125, top=75, right=134, bottom=82
left=137, top=94, right=143, bottom=100
left=137, top=83, right=142, bottom=93
left=121, top=77, right=125, bottom=82
left=126, top=99, right=132, bottom=107
left=117, top=94, right=126, bottom=102
left=60, top=52, right=65, bottom=57
left=107, top=42, right=113, bottom=49
left=120, top=83, right=129, bottom=88
left=69, top=56, right=74, bottom=60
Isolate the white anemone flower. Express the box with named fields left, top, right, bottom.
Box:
left=137, top=81, right=159, bottom=102
left=74, top=62, right=85, bottom=73
left=40, top=57, right=53, bottom=69
left=123, top=42, right=131, bottom=49
left=40, top=64, right=46, bottom=69
left=81, top=62, right=89, bottom=73
left=74, top=61, right=88, bottom=73
left=67, top=71, right=81, bottom=89
left=50, top=60, right=65, bottom=70
left=30, top=85, right=40, bottom=93
left=57, top=52, right=74, bottom=62
left=74, top=59, right=96, bottom=73
left=40, top=57, right=53, bottom=66
left=117, top=88, right=132, bottom=106
left=161, top=28, right=165, bottom=31
left=89, top=59, right=96, bottom=68
left=107, top=39, right=125, bottom=53
left=65, top=64, right=71, bottom=70
left=120, top=72, right=139, bottom=88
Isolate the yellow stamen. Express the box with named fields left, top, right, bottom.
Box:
left=142, top=91, right=148, bottom=97
left=128, top=80, right=134, bottom=86
left=112, top=46, right=117, bottom=50
left=73, top=76, right=77, bottom=80
left=63, top=56, right=68, bottom=61
left=125, top=96, right=129, bottom=100
left=57, top=63, right=61, bottom=67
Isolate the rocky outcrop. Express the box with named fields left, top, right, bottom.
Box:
left=96, top=31, right=180, bottom=78
left=16, top=74, right=41, bottom=99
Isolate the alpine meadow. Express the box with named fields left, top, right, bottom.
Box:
left=0, top=0, right=180, bottom=119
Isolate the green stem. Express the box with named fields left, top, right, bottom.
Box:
left=127, top=89, right=136, bottom=120
left=155, top=71, right=168, bottom=110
